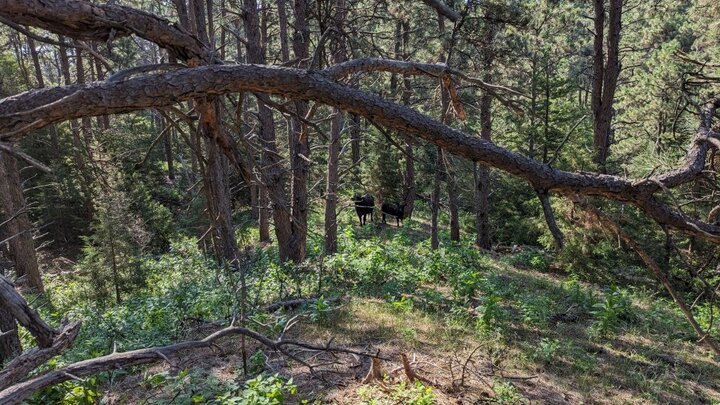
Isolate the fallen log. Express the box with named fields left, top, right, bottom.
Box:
left=0, top=324, right=380, bottom=405
left=0, top=321, right=80, bottom=391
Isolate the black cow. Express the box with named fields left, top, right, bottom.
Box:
left=353, top=193, right=375, bottom=226
left=381, top=202, right=406, bottom=226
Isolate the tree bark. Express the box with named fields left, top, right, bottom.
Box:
left=537, top=191, right=564, bottom=250
left=288, top=0, right=311, bottom=263
left=0, top=305, right=21, bottom=364
left=0, top=152, right=43, bottom=292
left=245, top=0, right=292, bottom=256
left=592, top=0, right=622, bottom=172
left=0, top=275, right=54, bottom=346
left=26, top=36, right=59, bottom=151
left=324, top=0, right=347, bottom=255
left=400, top=21, right=415, bottom=220
left=58, top=42, right=94, bottom=217
left=431, top=146, right=442, bottom=250
left=475, top=27, right=495, bottom=250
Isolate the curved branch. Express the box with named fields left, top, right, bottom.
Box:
left=323, top=57, right=524, bottom=97
left=0, top=64, right=718, bottom=241
left=0, top=0, right=208, bottom=63
left=0, top=324, right=380, bottom=405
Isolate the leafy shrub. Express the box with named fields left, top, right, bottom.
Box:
left=534, top=338, right=562, bottom=363
left=562, top=275, right=596, bottom=311
left=591, top=287, right=635, bottom=336
left=475, top=294, right=507, bottom=332
left=519, top=296, right=554, bottom=326
left=217, top=373, right=297, bottom=405
left=29, top=376, right=100, bottom=405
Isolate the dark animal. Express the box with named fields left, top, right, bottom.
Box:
left=353, top=193, right=375, bottom=226
left=381, top=202, right=406, bottom=226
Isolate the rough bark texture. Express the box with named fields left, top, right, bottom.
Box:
left=0, top=275, right=55, bottom=347
left=400, top=22, right=415, bottom=219
left=324, top=0, right=347, bottom=255
left=0, top=151, right=43, bottom=292
left=244, top=0, right=293, bottom=258
left=0, top=304, right=21, bottom=364
left=0, top=321, right=80, bottom=391
left=591, top=0, right=622, bottom=171
left=288, top=0, right=311, bottom=263
left=0, top=0, right=208, bottom=63
left=475, top=26, right=495, bottom=250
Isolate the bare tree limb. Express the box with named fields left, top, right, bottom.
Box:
left=0, top=321, right=80, bottom=391
left=0, top=64, right=718, bottom=242
left=0, top=275, right=56, bottom=347
left=0, top=324, right=381, bottom=405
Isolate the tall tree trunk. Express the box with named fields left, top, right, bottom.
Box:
left=0, top=153, right=44, bottom=292
left=401, top=20, right=415, bottom=219
left=26, top=36, right=59, bottom=151
left=193, top=0, right=238, bottom=264
left=324, top=0, right=347, bottom=255
left=90, top=42, right=110, bottom=130
left=592, top=0, right=622, bottom=172
left=288, top=0, right=311, bottom=263
left=446, top=154, right=460, bottom=241
left=164, top=118, right=175, bottom=181
left=475, top=27, right=495, bottom=250
left=245, top=0, right=292, bottom=257
left=58, top=40, right=93, bottom=218
left=76, top=48, right=93, bottom=158
left=441, top=82, right=459, bottom=242
left=431, top=146, right=441, bottom=250
left=350, top=114, right=361, bottom=168
left=430, top=15, right=444, bottom=250
left=277, top=0, right=291, bottom=62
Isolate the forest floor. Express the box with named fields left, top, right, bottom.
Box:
left=99, top=232, right=720, bottom=405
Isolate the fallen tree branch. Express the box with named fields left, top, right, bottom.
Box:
left=0, top=142, right=51, bottom=173
left=575, top=198, right=720, bottom=357
left=0, top=64, right=718, bottom=243
left=0, top=0, right=208, bottom=63
left=0, top=324, right=381, bottom=405
left=0, top=275, right=56, bottom=347
left=0, top=321, right=80, bottom=391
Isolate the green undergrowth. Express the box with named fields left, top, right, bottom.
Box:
left=22, top=216, right=720, bottom=404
